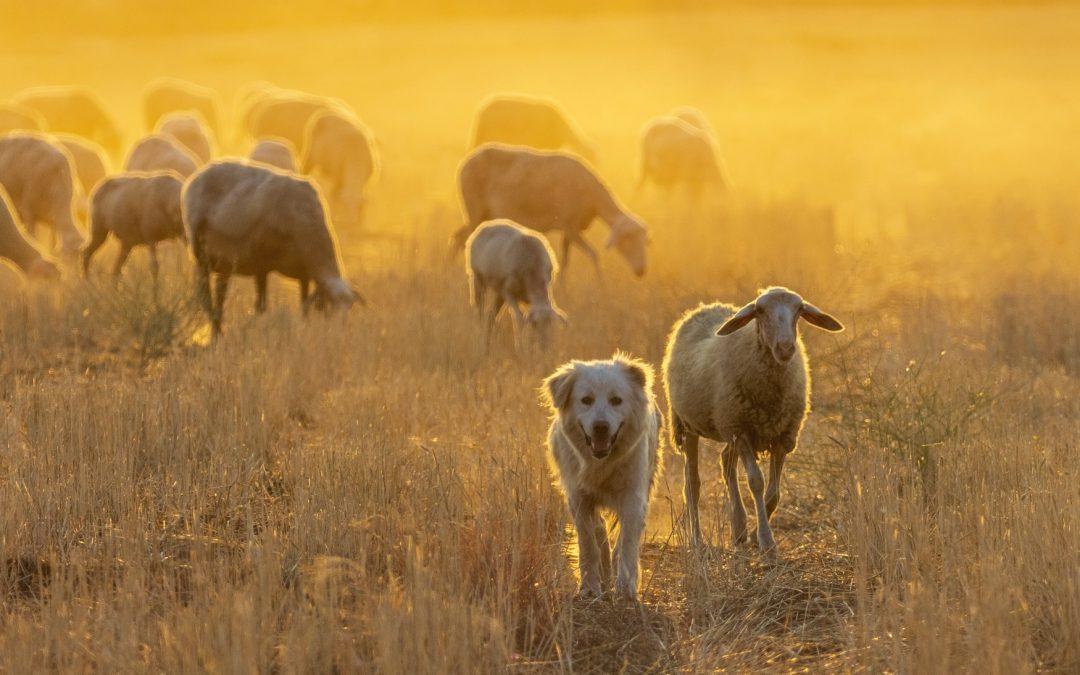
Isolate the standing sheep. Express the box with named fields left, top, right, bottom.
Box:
left=142, top=78, right=220, bottom=135
left=155, top=112, right=214, bottom=164
left=0, top=104, right=47, bottom=133
left=637, top=116, right=725, bottom=199
left=455, top=144, right=649, bottom=278
left=12, top=86, right=121, bottom=157
left=82, top=171, right=185, bottom=279
left=246, top=92, right=346, bottom=155
left=125, top=134, right=200, bottom=178
left=465, top=219, right=566, bottom=347
left=0, top=187, right=61, bottom=280
left=0, top=133, right=84, bottom=254
left=56, top=134, right=110, bottom=227
left=471, top=94, right=595, bottom=161
left=662, top=287, right=843, bottom=554
left=302, top=110, right=377, bottom=229
left=183, top=161, right=360, bottom=335
left=249, top=139, right=297, bottom=172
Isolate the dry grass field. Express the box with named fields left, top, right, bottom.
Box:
left=0, top=4, right=1078, bottom=672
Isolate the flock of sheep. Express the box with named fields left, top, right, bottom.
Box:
left=0, top=79, right=842, bottom=602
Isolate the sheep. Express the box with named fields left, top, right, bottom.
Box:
left=182, top=160, right=361, bottom=335
left=155, top=112, right=214, bottom=164
left=661, top=287, right=844, bottom=554
left=302, top=110, right=377, bottom=229
left=125, top=134, right=200, bottom=178
left=248, top=138, right=297, bottom=172
left=636, top=116, right=725, bottom=199
left=55, top=134, right=110, bottom=227
left=465, top=219, right=566, bottom=347
left=471, top=94, right=595, bottom=161
left=670, top=106, right=713, bottom=134
left=0, top=104, right=47, bottom=133
left=454, top=144, right=649, bottom=278
left=142, top=77, right=220, bottom=135
left=246, top=91, right=347, bottom=155
left=12, top=86, right=121, bottom=157
left=0, top=133, right=84, bottom=254
left=0, top=186, right=61, bottom=280
left=82, top=171, right=185, bottom=279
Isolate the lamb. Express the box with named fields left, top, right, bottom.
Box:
left=542, top=353, right=662, bottom=600
left=182, top=161, right=361, bottom=335
left=155, top=112, right=214, bottom=164
left=0, top=133, right=84, bottom=254
left=56, top=134, right=110, bottom=226
left=124, top=134, right=200, bottom=178
left=455, top=144, right=649, bottom=278
left=142, top=77, right=220, bottom=135
left=12, top=86, right=121, bottom=157
left=636, top=116, right=725, bottom=199
left=302, top=110, right=377, bottom=229
left=662, top=287, right=844, bottom=554
left=246, top=91, right=346, bottom=155
left=0, top=104, right=47, bottom=133
left=248, top=139, right=297, bottom=172
left=465, top=219, right=566, bottom=347
left=82, top=171, right=185, bottom=279
left=0, top=186, right=61, bottom=280
left=471, top=94, right=595, bottom=161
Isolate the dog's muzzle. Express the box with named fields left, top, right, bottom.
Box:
left=583, top=421, right=620, bottom=459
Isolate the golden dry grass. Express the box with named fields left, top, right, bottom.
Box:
left=0, top=5, right=1078, bottom=672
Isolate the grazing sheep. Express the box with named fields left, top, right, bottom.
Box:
left=662, top=287, right=844, bottom=554
left=55, top=134, right=110, bottom=226
left=542, top=353, right=662, bottom=600
left=12, top=86, right=121, bottom=157
left=125, top=134, right=200, bottom=178
left=471, top=94, right=595, bottom=161
left=670, top=106, right=713, bottom=134
left=82, top=171, right=185, bottom=279
left=0, top=104, right=47, bottom=133
left=183, top=161, right=360, bottom=335
left=248, top=138, right=297, bottom=171
left=455, top=144, right=649, bottom=278
left=142, top=77, right=220, bottom=135
left=636, top=116, right=725, bottom=199
left=0, top=186, right=61, bottom=280
left=465, top=219, right=566, bottom=347
left=0, top=133, right=83, bottom=254
left=246, top=92, right=345, bottom=155
left=302, top=110, right=377, bottom=229
left=155, top=112, right=214, bottom=164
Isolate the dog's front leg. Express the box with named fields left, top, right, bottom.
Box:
left=569, top=495, right=603, bottom=598
left=614, top=491, right=648, bottom=600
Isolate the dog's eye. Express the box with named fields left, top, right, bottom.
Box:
left=581, top=396, right=594, bottom=406
left=610, top=396, right=623, bottom=406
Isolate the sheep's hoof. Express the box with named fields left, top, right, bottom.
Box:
left=576, top=584, right=603, bottom=601
left=758, top=533, right=778, bottom=559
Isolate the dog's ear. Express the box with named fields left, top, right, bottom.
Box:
left=541, top=364, right=577, bottom=411
left=614, top=352, right=653, bottom=392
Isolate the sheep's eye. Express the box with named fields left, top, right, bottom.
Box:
left=581, top=396, right=594, bottom=406
left=610, top=396, right=623, bottom=406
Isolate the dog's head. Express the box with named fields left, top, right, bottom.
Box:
left=542, top=352, right=654, bottom=460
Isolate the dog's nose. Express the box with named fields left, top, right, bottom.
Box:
left=592, top=421, right=610, bottom=436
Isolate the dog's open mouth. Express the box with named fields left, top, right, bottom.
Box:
left=583, top=424, right=621, bottom=459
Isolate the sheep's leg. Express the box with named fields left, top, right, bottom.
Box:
left=471, top=278, right=487, bottom=318
left=594, top=519, right=612, bottom=589
left=211, top=273, right=230, bottom=336
left=614, top=491, right=648, bottom=600
left=722, top=442, right=748, bottom=545
left=682, top=432, right=703, bottom=547
left=737, top=437, right=776, bottom=555
left=299, top=278, right=311, bottom=315
left=196, top=265, right=213, bottom=324
left=254, top=273, right=268, bottom=314
left=569, top=232, right=602, bottom=281
left=502, top=292, right=525, bottom=350
left=111, top=244, right=132, bottom=279
left=81, top=228, right=108, bottom=277
left=485, top=295, right=505, bottom=348
left=765, top=451, right=785, bottom=519
left=559, top=232, right=573, bottom=281
left=569, top=495, right=603, bottom=598
left=147, top=244, right=160, bottom=282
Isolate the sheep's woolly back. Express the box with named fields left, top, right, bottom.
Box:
left=466, top=219, right=557, bottom=285
left=0, top=132, right=82, bottom=251
left=90, top=171, right=185, bottom=246
left=662, top=301, right=810, bottom=455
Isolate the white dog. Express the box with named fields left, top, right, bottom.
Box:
left=541, top=353, right=662, bottom=600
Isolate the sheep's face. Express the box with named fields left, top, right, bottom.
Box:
left=310, top=278, right=363, bottom=313
left=526, top=305, right=568, bottom=347
left=544, top=357, right=652, bottom=460
left=607, top=215, right=649, bottom=278
left=717, top=287, right=845, bottom=364
left=26, top=257, right=61, bottom=281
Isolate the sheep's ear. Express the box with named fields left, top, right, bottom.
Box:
left=716, top=303, right=757, bottom=336
left=351, top=285, right=367, bottom=307
left=556, top=308, right=569, bottom=326
left=542, top=366, right=577, bottom=410
left=800, top=302, right=843, bottom=332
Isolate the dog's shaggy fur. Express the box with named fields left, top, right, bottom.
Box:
left=542, top=353, right=662, bottom=600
